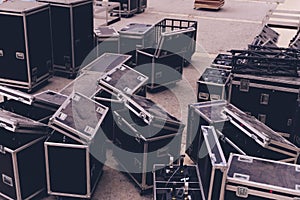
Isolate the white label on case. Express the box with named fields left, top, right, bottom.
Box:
left=73, top=94, right=81, bottom=102
left=236, top=186, right=248, bottom=198
left=96, top=106, right=104, bottom=114
left=58, top=112, right=67, bottom=121
left=84, top=126, right=94, bottom=136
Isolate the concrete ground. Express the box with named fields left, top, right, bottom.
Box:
left=1, top=0, right=299, bottom=199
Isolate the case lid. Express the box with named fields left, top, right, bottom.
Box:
left=119, top=23, right=154, bottom=35
left=227, top=154, right=300, bottom=196
left=59, top=73, right=102, bottom=97
left=98, top=64, right=148, bottom=96
left=0, top=1, right=48, bottom=13
left=81, top=53, right=131, bottom=74
left=224, top=104, right=296, bottom=147
left=37, top=0, right=91, bottom=5
left=155, top=28, right=196, bottom=57
left=0, top=109, right=47, bottom=134
left=190, top=100, right=229, bottom=124
left=49, top=92, right=108, bottom=144
left=201, top=126, right=226, bottom=168
left=123, top=95, right=184, bottom=131
left=0, top=86, right=67, bottom=111
left=199, top=67, right=231, bottom=84
left=94, top=26, right=119, bottom=38
left=33, top=90, right=68, bottom=111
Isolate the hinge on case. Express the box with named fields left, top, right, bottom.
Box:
left=0, top=145, right=5, bottom=154
left=240, top=79, right=250, bottom=92
left=236, top=186, right=249, bottom=198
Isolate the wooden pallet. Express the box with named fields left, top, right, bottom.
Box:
left=194, top=0, right=224, bottom=10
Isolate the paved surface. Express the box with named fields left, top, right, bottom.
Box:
left=1, top=0, right=299, bottom=199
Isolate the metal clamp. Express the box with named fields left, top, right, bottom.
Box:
left=236, top=186, right=248, bottom=198
left=0, top=145, right=5, bottom=154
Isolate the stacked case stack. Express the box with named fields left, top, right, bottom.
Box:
left=0, top=1, right=52, bottom=92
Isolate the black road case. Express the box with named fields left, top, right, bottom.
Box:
left=0, top=86, right=67, bottom=123
left=94, top=26, right=120, bottom=57
left=229, top=73, right=300, bottom=141
left=211, top=53, right=233, bottom=69
left=112, top=95, right=184, bottom=192
left=197, top=67, right=231, bottom=102
left=136, top=28, right=195, bottom=90
left=38, top=0, right=94, bottom=77
left=154, top=18, right=198, bottom=66
left=0, top=110, right=48, bottom=200
left=119, top=23, right=155, bottom=64
left=137, top=0, right=147, bottom=13
left=0, top=1, right=52, bottom=92
left=186, top=100, right=300, bottom=164
left=220, top=154, right=300, bottom=200
left=98, top=64, right=148, bottom=97
left=198, top=126, right=227, bottom=200
left=153, top=161, right=206, bottom=200
left=110, top=0, right=138, bottom=17
left=46, top=92, right=108, bottom=198
left=44, top=131, right=105, bottom=199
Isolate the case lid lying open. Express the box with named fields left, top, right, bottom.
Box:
left=123, top=95, right=184, bottom=132
left=98, top=65, right=148, bottom=97
left=0, top=109, right=48, bottom=134
left=49, top=92, right=109, bottom=144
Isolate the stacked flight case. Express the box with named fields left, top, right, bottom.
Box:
left=0, top=110, right=49, bottom=200
left=211, top=54, right=232, bottom=69
left=94, top=26, right=120, bottom=57
left=136, top=28, right=196, bottom=90
left=229, top=73, right=300, bottom=142
left=112, top=95, right=185, bottom=192
left=186, top=100, right=300, bottom=164
left=38, top=0, right=94, bottom=77
left=220, top=154, right=300, bottom=199
left=197, top=67, right=231, bottom=102
left=153, top=158, right=206, bottom=200
left=251, top=25, right=279, bottom=47
left=119, top=23, right=155, bottom=64
left=0, top=1, right=53, bottom=92
left=46, top=92, right=109, bottom=198
left=198, top=126, right=227, bottom=200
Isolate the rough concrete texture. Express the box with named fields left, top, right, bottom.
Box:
left=1, top=0, right=299, bottom=199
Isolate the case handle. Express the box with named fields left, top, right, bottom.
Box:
left=233, top=173, right=250, bottom=181
left=16, top=52, right=24, bottom=60
left=2, top=174, right=13, bottom=187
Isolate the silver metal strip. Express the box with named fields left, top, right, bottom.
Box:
left=23, top=14, right=32, bottom=88
left=86, top=147, right=91, bottom=198
left=44, top=142, right=51, bottom=195
left=70, top=6, right=75, bottom=70
left=15, top=136, right=46, bottom=153
left=12, top=152, right=21, bottom=200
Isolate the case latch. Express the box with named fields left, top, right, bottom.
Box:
left=236, top=186, right=248, bottom=198
left=0, top=145, right=5, bottom=154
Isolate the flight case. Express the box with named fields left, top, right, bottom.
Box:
left=186, top=100, right=300, bottom=164
left=0, top=1, right=52, bottom=92
left=197, top=67, right=231, bottom=102
left=38, top=0, right=94, bottom=77
left=46, top=92, right=109, bottom=198
left=229, top=73, right=300, bottom=141
left=0, top=109, right=48, bottom=200
left=112, top=95, right=185, bottom=192
left=220, top=154, right=300, bottom=200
